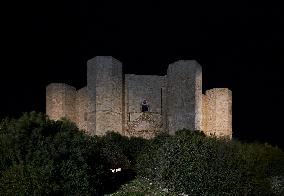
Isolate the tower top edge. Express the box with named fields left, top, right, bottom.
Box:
left=87, top=56, right=122, bottom=64
left=46, top=83, right=76, bottom=90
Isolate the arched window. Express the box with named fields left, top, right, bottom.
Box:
left=141, top=99, right=149, bottom=112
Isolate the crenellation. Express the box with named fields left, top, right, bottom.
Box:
left=46, top=56, right=232, bottom=139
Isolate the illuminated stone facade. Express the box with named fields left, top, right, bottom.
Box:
left=201, top=88, right=232, bottom=138
left=46, top=56, right=232, bottom=139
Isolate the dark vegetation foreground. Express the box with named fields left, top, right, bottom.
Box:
left=0, top=112, right=283, bottom=195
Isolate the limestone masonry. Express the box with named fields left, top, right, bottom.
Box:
left=46, top=56, right=232, bottom=139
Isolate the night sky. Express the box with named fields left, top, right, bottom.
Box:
left=1, top=1, right=284, bottom=148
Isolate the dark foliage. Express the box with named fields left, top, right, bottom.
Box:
left=1, top=113, right=283, bottom=195
left=0, top=112, right=133, bottom=195
left=136, top=129, right=284, bottom=195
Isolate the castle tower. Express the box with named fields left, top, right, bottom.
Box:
left=46, top=83, right=77, bottom=122
left=166, top=60, right=202, bottom=135
left=87, top=56, right=123, bottom=136
left=45, top=56, right=232, bottom=139
left=202, top=88, right=232, bottom=138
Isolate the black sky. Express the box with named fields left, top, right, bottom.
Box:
left=1, top=1, right=284, bottom=148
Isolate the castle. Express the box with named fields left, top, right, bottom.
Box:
left=46, top=56, right=232, bottom=139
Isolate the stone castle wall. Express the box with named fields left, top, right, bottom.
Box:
left=202, top=88, right=232, bottom=138
left=46, top=83, right=77, bottom=122
left=161, top=77, right=168, bottom=131
left=166, top=60, right=202, bottom=135
left=46, top=56, right=232, bottom=139
left=75, top=87, right=89, bottom=131
left=124, top=74, right=165, bottom=137
left=125, top=74, right=165, bottom=114
left=201, top=94, right=209, bottom=133
left=87, top=56, right=123, bottom=136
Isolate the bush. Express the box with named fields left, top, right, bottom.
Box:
left=99, top=132, right=149, bottom=168
left=136, top=129, right=284, bottom=195
left=1, top=113, right=283, bottom=195
left=0, top=112, right=131, bottom=195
